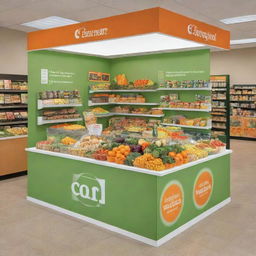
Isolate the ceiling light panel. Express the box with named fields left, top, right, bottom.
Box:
left=230, top=38, right=256, bottom=45
left=22, top=16, right=79, bottom=30
left=51, top=33, right=204, bottom=58
left=221, top=15, right=256, bottom=24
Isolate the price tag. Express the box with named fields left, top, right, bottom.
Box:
left=87, top=124, right=102, bottom=136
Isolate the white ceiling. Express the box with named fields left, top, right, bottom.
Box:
left=0, top=0, right=256, bottom=49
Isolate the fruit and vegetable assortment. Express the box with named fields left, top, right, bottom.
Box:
left=91, top=107, right=110, bottom=115
left=90, top=83, right=110, bottom=91
left=36, top=121, right=226, bottom=172
left=133, top=79, right=154, bottom=88
left=0, top=126, right=28, bottom=137
left=61, top=137, right=77, bottom=145
left=107, top=145, right=131, bottom=164
left=90, top=93, right=146, bottom=104
left=112, top=106, right=163, bottom=115
left=103, top=117, right=157, bottom=135
left=114, top=74, right=129, bottom=86
left=159, top=94, right=211, bottom=109
left=89, top=75, right=209, bottom=91
left=163, top=115, right=209, bottom=127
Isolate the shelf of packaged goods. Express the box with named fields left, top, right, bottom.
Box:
left=0, top=104, right=27, bottom=109
left=89, top=87, right=212, bottom=93
left=88, top=101, right=159, bottom=106
left=212, top=88, right=226, bottom=91
left=154, top=107, right=211, bottom=112
left=230, top=94, right=256, bottom=96
left=26, top=147, right=232, bottom=176
left=230, top=100, right=255, bottom=102
left=95, top=113, right=164, bottom=118
left=113, top=113, right=164, bottom=117
left=0, top=89, right=27, bottom=93
left=212, top=126, right=226, bottom=130
left=0, top=135, right=28, bottom=141
left=37, top=100, right=82, bottom=110
left=0, top=120, right=28, bottom=126
left=212, top=120, right=226, bottom=123
left=212, top=106, right=226, bottom=109
left=157, top=87, right=211, bottom=91
left=230, top=136, right=256, bottom=141
left=231, top=115, right=256, bottom=118
left=233, top=87, right=256, bottom=90
left=212, top=113, right=226, bottom=116
left=161, top=123, right=212, bottom=130
left=231, top=106, right=255, bottom=109
left=89, top=89, right=157, bottom=93
left=37, top=117, right=82, bottom=125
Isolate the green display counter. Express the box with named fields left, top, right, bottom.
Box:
left=26, top=148, right=231, bottom=246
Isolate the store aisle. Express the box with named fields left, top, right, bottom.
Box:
left=0, top=140, right=255, bottom=256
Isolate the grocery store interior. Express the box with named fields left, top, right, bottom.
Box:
left=0, top=0, right=256, bottom=255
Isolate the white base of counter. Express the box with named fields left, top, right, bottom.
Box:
left=26, top=147, right=232, bottom=176
left=27, top=196, right=231, bottom=247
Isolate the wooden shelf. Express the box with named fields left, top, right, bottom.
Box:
left=0, top=89, right=27, bottom=93
left=0, top=104, right=27, bottom=109
left=0, top=135, right=27, bottom=176
left=0, top=120, right=27, bottom=126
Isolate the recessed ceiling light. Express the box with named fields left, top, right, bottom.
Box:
left=220, top=15, right=256, bottom=24
left=51, top=33, right=204, bottom=58
left=22, top=16, right=79, bottom=30
left=230, top=38, right=256, bottom=45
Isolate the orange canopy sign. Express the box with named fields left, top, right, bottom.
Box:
left=27, top=7, right=230, bottom=51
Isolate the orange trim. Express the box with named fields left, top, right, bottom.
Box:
left=159, top=8, right=230, bottom=49
left=27, top=7, right=230, bottom=51
left=28, top=8, right=159, bottom=51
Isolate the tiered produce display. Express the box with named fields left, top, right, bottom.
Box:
left=36, top=120, right=225, bottom=172
left=26, top=10, right=232, bottom=246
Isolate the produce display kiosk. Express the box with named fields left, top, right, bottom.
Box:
left=0, top=74, right=28, bottom=176
left=26, top=8, right=231, bottom=246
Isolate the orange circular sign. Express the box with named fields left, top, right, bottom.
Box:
left=194, top=169, right=213, bottom=208
left=161, top=182, right=183, bottom=225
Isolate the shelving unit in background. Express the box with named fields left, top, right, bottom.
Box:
left=210, top=75, right=230, bottom=149
left=230, top=84, right=256, bottom=141
left=0, top=74, right=28, bottom=177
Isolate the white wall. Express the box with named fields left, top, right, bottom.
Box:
left=0, top=27, right=27, bottom=75
left=211, top=47, right=256, bottom=85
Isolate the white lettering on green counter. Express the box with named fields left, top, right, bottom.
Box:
left=71, top=173, right=105, bottom=207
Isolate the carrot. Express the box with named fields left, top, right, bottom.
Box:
left=168, top=152, right=176, bottom=158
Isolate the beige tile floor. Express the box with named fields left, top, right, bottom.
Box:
left=0, top=139, right=255, bottom=256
